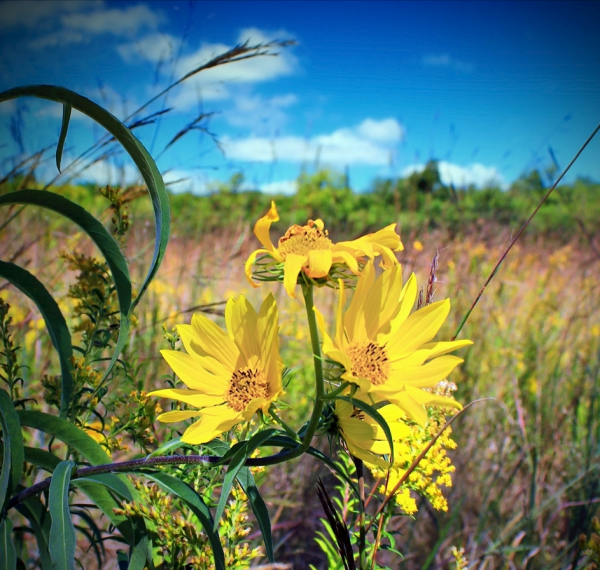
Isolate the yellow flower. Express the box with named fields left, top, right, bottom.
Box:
left=317, top=261, right=472, bottom=426
left=150, top=294, right=284, bottom=444
left=334, top=399, right=411, bottom=469
left=245, top=201, right=403, bottom=298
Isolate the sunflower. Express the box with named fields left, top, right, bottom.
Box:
left=150, top=294, right=284, bottom=444
left=245, top=201, right=403, bottom=298
left=316, top=261, right=472, bottom=426
left=334, top=399, right=412, bottom=469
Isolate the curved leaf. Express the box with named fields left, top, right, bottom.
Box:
left=56, top=103, right=71, bottom=173
left=0, top=189, right=133, bottom=382
left=0, top=389, right=24, bottom=509
left=336, top=395, right=395, bottom=464
left=0, top=517, right=16, bottom=570
left=127, top=536, right=149, bottom=570
left=15, top=495, right=52, bottom=570
left=144, top=471, right=224, bottom=570
left=236, top=467, right=274, bottom=563
left=0, top=190, right=132, bottom=317
left=0, top=85, right=170, bottom=313
left=48, top=460, right=76, bottom=570
left=0, top=263, right=73, bottom=418
left=17, top=410, right=110, bottom=465
left=22, top=446, right=61, bottom=473
left=213, top=428, right=278, bottom=532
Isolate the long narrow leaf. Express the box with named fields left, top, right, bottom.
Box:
left=236, top=467, right=274, bottom=562
left=0, top=518, right=16, bottom=570
left=48, top=460, right=76, bottom=570
left=127, top=535, right=149, bottom=570
left=144, top=471, right=224, bottom=570
left=0, top=263, right=73, bottom=417
left=15, top=496, right=52, bottom=570
left=17, top=410, right=110, bottom=465
left=0, top=389, right=24, bottom=509
left=56, top=103, right=71, bottom=172
left=213, top=428, right=278, bottom=532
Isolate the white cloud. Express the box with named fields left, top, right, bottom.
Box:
left=222, top=118, right=403, bottom=166
left=402, top=161, right=506, bottom=189
left=61, top=4, right=162, bottom=35
left=357, top=118, right=404, bottom=143
left=422, top=53, right=475, bottom=74
left=22, top=2, right=163, bottom=50
left=225, top=93, right=298, bottom=133
left=260, top=180, right=298, bottom=195
left=116, top=32, right=178, bottom=64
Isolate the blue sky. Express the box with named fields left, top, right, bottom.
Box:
left=0, top=0, right=599, bottom=194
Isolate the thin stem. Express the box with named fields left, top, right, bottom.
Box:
left=453, top=120, right=600, bottom=340
left=321, top=381, right=351, bottom=400
left=268, top=407, right=301, bottom=442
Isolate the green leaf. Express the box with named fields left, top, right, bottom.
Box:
left=48, top=460, right=76, bottom=570
left=0, top=189, right=133, bottom=384
left=56, top=103, right=71, bottom=173
left=73, top=473, right=132, bottom=501
left=0, top=518, right=16, bottom=570
left=213, top=428, right=278, bottom=532
left=0, top=389, right=24, bottom=509
left=15, top=495, right=52, bottom=570
left=22, top=446, right=61, bottom=473
left=127, top=535, right=149, bottom=570
left=72, top=479, right=128, bottom=530
left=236, top=467, right=274, bottom=563
left=17, top=410, right=110, bottom=465
left=143, top=472, right=224, bottom=570
left=335, top=395, right=395, bottom=464
left=0, top=263, right=73, bottom=418
left=145, top=436, right=183, bottom=458
left=0, top=85, right=170, bottom=312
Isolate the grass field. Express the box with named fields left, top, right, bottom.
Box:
left=3, top=190, right=600, bottom=568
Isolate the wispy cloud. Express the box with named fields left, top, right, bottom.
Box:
left=422, top=53, right=475, bottom=74
left=23, top=2, right=164, bottom=50
left=119, top=27, right=298, bottom=106
left=222, top=118, right=404, bottom=166
left=225, top=93, right=298, bottom=134
left=402, top=161, right=506, bottom=189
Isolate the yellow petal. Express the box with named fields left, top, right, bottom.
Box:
left=257, top=293, right=281, bottom=387
left=331, top=250, right=360, bottom=274
left=226, top=296, right=261, bottom=367
left=253, top=201, right=280, bottom=255
left=178, top=325, right=231, bottom=378
left=148, top=388, right=224, bottom=408
left=190, top=313, right=239, bottom=370
left=386, top=299, right=450, bottom=359
left=401, top=339, right=473, bottom=368
left=282, top=254, right=306, bottom=298
left=160, top=351, right=229, bottom=393
left=305, top=248, right=333, bottom=278
left=245, top=248, right=268, bottom=288
left=315, top=307, right=352, bottom=371
left=384, top=356, right=464, bottom=390
left=157, top=410, right=201, bottom=423
left=344, top=261, right=376, bottom=341
left=404, top=385, right=462, bottom=410
left=181, top=405, right=242, bottom=444
left=385, top=392, right=428, bottom=426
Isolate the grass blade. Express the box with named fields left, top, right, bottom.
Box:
left=0, top=518, right=16, bottom=570
left=48, top=460, right=76, bottom=570
left=56, top=103, right=71, bottom=173
left=0, top=262, right=73, bottom=418
left=0, top=389, right=23, bottom=509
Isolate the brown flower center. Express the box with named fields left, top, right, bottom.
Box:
left=277, top=220, right=332, bottom=257
left=347, top=341, right=390, bottom=386
left=225, top=367, right=269, bottom=412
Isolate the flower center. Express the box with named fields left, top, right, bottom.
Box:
left=277, top=220, right=333, bottom=257
left=225, top=367, right=269, bottom=412
left=347, top=341, right=390, bottom=386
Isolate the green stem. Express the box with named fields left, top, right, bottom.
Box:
left=353, top=455, right=367, bottom=570
left=269, top=407, right=301, bottom=442
left=321, top=381, right=350, bottom=400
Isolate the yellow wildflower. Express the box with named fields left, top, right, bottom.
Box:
left=150, top=294, right=284, bottom=444
left=334, top=399, right=412, bottom=469
left=245, top=201, right=403, bottom=298
left=317, top=261, right=471, bottom=425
